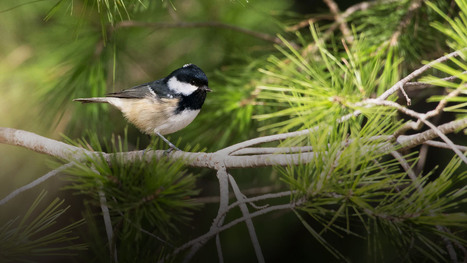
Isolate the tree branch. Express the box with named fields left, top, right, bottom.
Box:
left=404, top=71, right=467, bottom=90
left=2, top=115, right=467, bottom=172
left=161, top=200, right=304, bottom=263
left=363, top=99, right=467, bottom=164
left=97, top=180, right=118, bottom=263
left=2, top=116, right=467, bottom=208
left=183, top=166, right=229, bottom=263
left=378, top=49, right=463, bottom=101
left=323, top=0, right=352, bottom=42
left=228, top=173, right=265, bottom=263
left=423, top=140, right=467, bottom=152
left=0, top=162, right=73, bottom=206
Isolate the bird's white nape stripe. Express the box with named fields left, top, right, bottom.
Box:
left=167, top=76, right=198, bottom=96
left=183, top=63, right=192, bottom=68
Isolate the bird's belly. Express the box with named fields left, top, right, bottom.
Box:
left=155, top=109, right=200, bottom=135
left=113, top=98, right=200, bottom=135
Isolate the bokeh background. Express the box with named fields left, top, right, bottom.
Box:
left=1, top=0, right=465, bottom=262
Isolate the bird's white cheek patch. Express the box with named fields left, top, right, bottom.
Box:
left=167, top=77, right=198, bottom=96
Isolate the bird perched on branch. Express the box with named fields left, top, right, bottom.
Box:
left=74, top=63, right=211, bottom=151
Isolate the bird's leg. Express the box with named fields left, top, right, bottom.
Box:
left=155, top=131, right=181, bottom=153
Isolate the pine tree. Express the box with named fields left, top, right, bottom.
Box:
left=0, top=0, right=466, bottom=262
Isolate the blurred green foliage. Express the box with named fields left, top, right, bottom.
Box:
left=0, top=191, right=86, bottom=262
left=1, top=0, right=466, bottom=262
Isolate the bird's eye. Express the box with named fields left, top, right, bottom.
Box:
left=190, top=80, right=196, bottom=85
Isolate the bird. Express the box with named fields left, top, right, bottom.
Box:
left=74, top=63, right=211, bottom=151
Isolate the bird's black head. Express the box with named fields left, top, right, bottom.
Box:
left=165, top=64, right=211, bottom=96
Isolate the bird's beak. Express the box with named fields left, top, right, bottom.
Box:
left=203, top=86, right=212, bottom=92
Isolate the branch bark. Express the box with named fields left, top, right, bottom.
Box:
left=1, top=116, right=466, bottom=171
left=2, top=116, right=466, bottom=207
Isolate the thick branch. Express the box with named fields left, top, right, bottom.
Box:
left=0, top=127, right=323, bottom=168
left=2, top=117, right=467, bottom=170
left=0, top=127, right=92, bottom=160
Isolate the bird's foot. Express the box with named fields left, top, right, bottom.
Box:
left=164, top=145, right=181, bottom=156
left=156, top=132, right=181, bottom=155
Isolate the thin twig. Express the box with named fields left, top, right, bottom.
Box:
left=364, top=99, right=467, bottom=164
left=425, top=88, right=463, bottom=119
left=393, top=151, right=460, bottom=262
left=193, top=185, right=285, bottom=204
left=161, top=201, right=304, bottom=263
left=214, top=167, right=229, bottom=263
left=393, top=87, right=463, bottom=137
left=415, top=111, right=443, bottom=174
left=288, top=0, right=400, bottom=32
left=435, top=225, right=459, bottom=263
left=184, top=166, right=229, bottom=263
left=216, top=128, right=319, bottom=155
left=323, top=0, right=352, bottom=42
left=285, top=14, right=334, bottom=32
left=228, top=173, right=265, bottom=263
left=390, top=151, right=421, bottom=190
left=301, top=0, right=401, bottom=55
left=0, top=162, right=73, bottom=206
left=379, top=49, right=463, bottom=101
left=404, top=71, right=467, bottom=89
left=423, top=140, right=467, bottom=152
left=221, top=50, right=465, bottom=154
left=415, top=144, right=430, bottom=175
left=200, top=191, right=294, bottom=222
left=96, top=179, right=118, bottom=263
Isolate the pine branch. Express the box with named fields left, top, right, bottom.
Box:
left=423, top=140, right=467, bottom=151
left=323, top=0, right=352, bottom=42
left=97, top=179, right=118, bottom=263
left=1, top=114, right=466, bottom=171
left=2, top=116, right=466, bottom=208
left=363, top=99, right=467, bottom=164
left=1, top=47, right=466, bottom=261
left=0, top=163, right=73, bottom=206
left=160, top=200, right=305, bottom=263
left=404, top=71, right=467, bottom=89
left=379, top=49, right=464, bottom=101
left=300, top=0, right=401, bottom=54
left=183, top=167, right=229, bottom=262
left=227, top=173, right=265, bottom=263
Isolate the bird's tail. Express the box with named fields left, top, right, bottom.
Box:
left=73, top=97, right=110, bottom=104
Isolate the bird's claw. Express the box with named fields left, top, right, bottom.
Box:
left=164, top=145, right=181, bottom=156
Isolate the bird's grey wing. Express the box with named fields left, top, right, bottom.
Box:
left=106, top=79, right=176, bottom=99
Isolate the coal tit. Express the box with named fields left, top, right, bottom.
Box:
left=74, top=64, right=211, bottom=150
